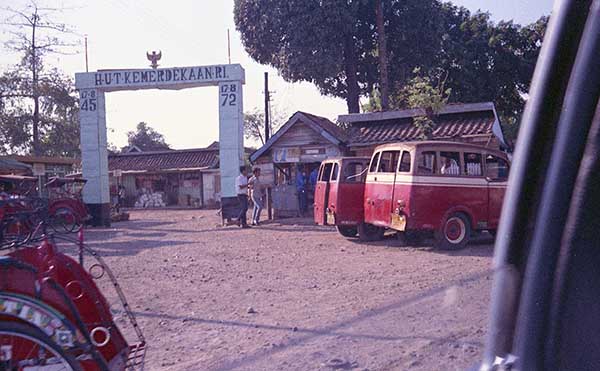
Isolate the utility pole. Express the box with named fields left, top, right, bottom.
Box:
left=227, top=29, right=232, bottom=64
left=264, top=72, right=272, bottom=220
left=264, top=72, right=270, bottom=142
left=85, top=35, right=89, bottom=72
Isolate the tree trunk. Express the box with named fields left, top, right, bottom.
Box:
left=343, top=35, right=360, bottom=114
left=376, top=0, right=389, bottom=110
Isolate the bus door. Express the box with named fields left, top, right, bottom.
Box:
left=332, top=159, right=369, bottom=225
left=313, top=162, right=334, bottom=225
left=372, top=150, right=400, bottom=226
left=390, top=150, right=412, bottom=231
left=485, top=154, right=510, bottom=229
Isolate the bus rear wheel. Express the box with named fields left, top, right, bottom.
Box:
left=336, top=226, right=358, bottom=238
left=434, top=213, right=471, bottom=250
left=358, top=223, right=384, bottom=242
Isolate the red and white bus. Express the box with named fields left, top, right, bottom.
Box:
left=314, top=157, right=370, bottom=237
left=360, top=141, right=510, bottom=249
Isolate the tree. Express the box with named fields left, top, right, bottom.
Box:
left=236, top=0, right=546, bottom=139
left=125, top=122, right=170, bottom=152
left=235, top=0, right=378, bottom=113
left=375, top=0, right=389, bottom=110
left=1, top=2, right=79, bottom=155
left=244, top=108, right=287, bottom=145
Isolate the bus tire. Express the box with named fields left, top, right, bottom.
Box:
left=336, top=226, right=358, bottom=238
left=358, top=223, right=384, bottom=242
left=435, top=213, right=471, bottom=250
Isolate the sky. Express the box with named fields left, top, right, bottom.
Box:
left=0, top=0, right=554, bottom=150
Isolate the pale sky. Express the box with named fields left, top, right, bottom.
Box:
left=0, top=0, right=553, bottom=150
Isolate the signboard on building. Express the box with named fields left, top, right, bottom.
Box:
left=273, top=148, right=301, bottom=163
left=32, top=163, right=45, bottom=176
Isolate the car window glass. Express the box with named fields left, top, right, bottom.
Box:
left=486, top=155, right=510, bottom=180
left=464, top=152, right=483, bottom=176
left=439, top=151, right=461, bottom=176
left=417, top=151, right=437, bottom=175
left=369, top=152, right=380, bottom=173
left=331, top=163, right=339, bottom=181
left=343, top=161, right=367, bottom=183
left=378, top=151, right=400, bottom=173
left=320, top=163, right=333, bottom=181
left=399, top=151, right=411, bottom=172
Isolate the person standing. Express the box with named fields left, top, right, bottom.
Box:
left=296, top=168, right=308, bottom=217
left=235, top=166, right=250, bottom=228
left=309, top=167, right=318, bottom=192
left=248, top=167, right=264, bottom=225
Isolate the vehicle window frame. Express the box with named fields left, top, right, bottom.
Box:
left=463, top=151, right=484, bottom=177
left=319, top=163, right=333, bottom=182
left=485, top=154, right=510, bottom=181
left=399, top=150, right=411, bottom=173
left=342, top=160, right=368, bottom=183
left=377, top=150, right=400, bottom=173
left=417, top=150, right=437, bottom=175
left=438, top=151, right=462, bottom=177
left=369, top=152, right=381, bottom=173
left=330, top=163, right=339, bottom=182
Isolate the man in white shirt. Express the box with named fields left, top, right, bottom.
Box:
left=441, top=157, right=460, bottom=176
left=235, top=166, right=250, bottom=228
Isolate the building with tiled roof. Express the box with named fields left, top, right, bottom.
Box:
left=338, top=102, right=507, bottom=156
left=108, top=146, right=223, bottom=209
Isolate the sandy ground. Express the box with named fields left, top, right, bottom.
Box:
left=75, top=209, right=494, bottom=371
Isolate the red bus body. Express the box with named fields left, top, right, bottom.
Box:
left=314, top=158, right=369, bottom=230
left=362, top=141, right=510, bottom=247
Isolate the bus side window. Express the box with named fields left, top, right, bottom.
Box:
left=439, top=151, right=461, bottom=176
left=369, top=152, right=381, bottom=173
left=377, top=151, right=400, bottom=173
left=399, top=151, right=411, bottom=172
left=464, top=152, right=483, bottom=176
left=486, top=155, right=510, bottom=180
left=343, top=162, right=366, bottom=183
left=320, top=163, right=333, bottom=181
left=331, top=163, right=339, bottom=182
left=418, top=151, right=436, bottom=175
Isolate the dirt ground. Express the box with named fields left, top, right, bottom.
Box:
left=78, top=209, right=495, bottom=371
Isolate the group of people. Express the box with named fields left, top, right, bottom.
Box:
left=236, top=166, right=266, bottom=228
left=235, top=165, right=319, bottom=228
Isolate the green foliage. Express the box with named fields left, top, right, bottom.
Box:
left=234, top=0, right=377, bottom=112
left=125, top=122, right=170, bottom=152
left=399, top=69, right=451, bottom=139
left=0, top=2, right=80, bottom=156
left=236, top=0, right=547, bottom=139
left=0, top=64, right=80, bottom=156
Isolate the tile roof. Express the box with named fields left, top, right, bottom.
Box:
left=346, top=110, right=496, bottom=147
left=108, top=148, right=219, bottom=172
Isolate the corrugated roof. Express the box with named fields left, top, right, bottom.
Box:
left=108, top=148, right=219, bottom=172
left=346, top=110, right=497, bottom=147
